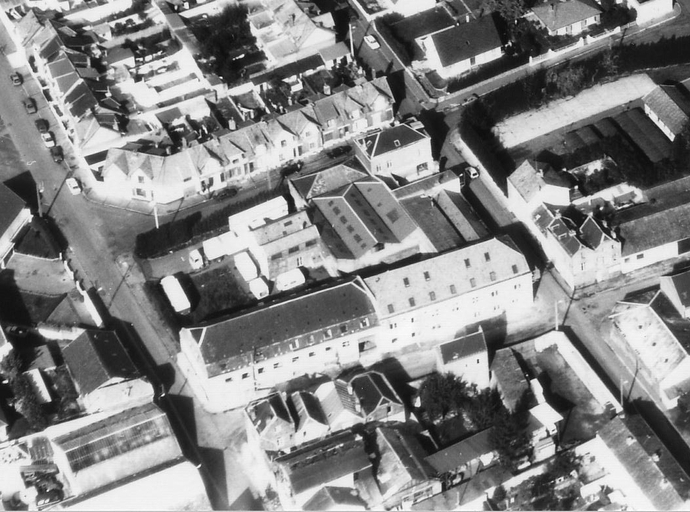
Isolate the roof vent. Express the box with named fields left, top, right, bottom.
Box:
left=394, top=139, right=400, bottom=147
left=465, top=40, right=470, bottom=46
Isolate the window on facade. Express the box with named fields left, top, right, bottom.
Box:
left=242, top=372, right=249, bottom=379
left=305, top=239, right=317, bottom=247
left=309, top=351, right=316, bottom=357
left=409, top=297, right=416, bottom=307
left=225, top=376, right=233, bottom=382
left=417, top=162, right=428, bottom=172
left=484, top=252, right=491, bottom=262
left=134, top=188, right=147, bottom=197
left=340, top=325, right=348, bottom=334
left=137, top=175, right=145, bottom=183
left=490, top=271, right=496, bottom=282
left=361, top=318, right=370, bottom=328
left=429, top=291, right=436, bottom=301
left=271, top=252, right=282, bottom=260
left=470, top=278, right=476, bottom=288
left=424, top=271, right=430, bottom=281
left=325, top=346, right=332, bottom=351
left=637, top=253, right=644, bottom=259
left=288, top=246, right=299, bottom=254
left=273, top=362, right=280, bottom=369
left=281, top=140, right=287, bottom=147
left=387, top=304, right=395, bottom=314
left=512, top=264, right=519, bottom=274
left=450, top=284, right=457, bottom=294
left=333, top=206, right=341, bottom=215
left=292, top=356, right=299, bottom=363
left=464, top=258, right=471, bottom=268
left=324, top=329, right=333, bottom=339
left=340, top=216, right=348, bottom=224
left=354, top=234, right=362, bottom=242
left=258, top=367, right=264, bottom=374
left=342, top=340, right=350, bottom=347
left=296, top=256, right=303, bottom=266
left=403, top=277, right=410, bottom=287
left=580, top=262, right=586, bottom=271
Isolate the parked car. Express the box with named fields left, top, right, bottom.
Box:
left=281, top=161, right=302, bottom=177
left=364, top=35, right=380, bottom=50
left=50, top=146, right=64, bottom=163
left=41, top=132, right=56, bottom=148
left=24, top=97, right=37, bottom=114
left=35, top=118, right=49, bottom=133
left=214, top=187, right=239, bottom=200
left=65, top=177, right=81, bottom=195
left=189, top=248, right=205, bottom=270
left=5, top=325, right=29, bottom=338
left=10, top=72, right=22, bottom=86
left=36, top=489, right=63, bottom=507
left=466, top=166, right=479, bottom=179
left=326, top=145, right=352, bottom=158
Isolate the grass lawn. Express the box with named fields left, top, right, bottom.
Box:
left=188, top=266, right=252, bottom=323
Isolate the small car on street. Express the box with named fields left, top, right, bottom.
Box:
left=35, top=118, right=49, bottom=133
left=10, top=72, right=22, bottom=86
left=326, top=145, right=352, bottom=158
left=65, top=177, right=81, bottom=195
left=214, top=187, right=239, bottom=200
left=189, top=248, right=205, bottom=270
left=50, top=146, right=64, bottom=163
left=24, top=97, right=37, bottom=114
left=41, top=132, right=56, bottom=148
left=364, top=35, right=380, bottom=50
left=466, top=166, right=479, bottom=179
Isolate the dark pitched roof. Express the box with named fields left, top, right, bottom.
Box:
left=357, top=124, right=428, bottom=158
left=62, top=329, right=138, bottom=395
left=0, top=184, right=26, bottom=237
left=430, top=16, right=502, bottom=67
left=303, top=486, right=367, bottom=510
left=376, top=427, right=437, bottom=497
left=252, top=54, right=324, bottom=86
left=643, top=85, right=690, bottom=136
left=390, top=6, right=455, bottom=42
left=247, top=393, right=294, bottom=435
left=425, top=428, right=494, bottom=473
left=531, top=0, right=601, bottom=31
left=579, top=215, right=608, bottom=249
left=186, top=277, right=378, bottom=377
left=291, top=391, right=328, bottom=427
left=275, top=431, right=371, bottom=495
left=614, top=200, right=690, bottom=256
left=348, top=371, right=402, bottom=416
left=667, top=269, right=690, bottom=308
left=438, top=329, right=487, bottom=365
left=598, top=417, right=688, bottom=510
left=490, top=348, right=529, bottom=411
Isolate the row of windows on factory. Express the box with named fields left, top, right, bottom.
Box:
left=270, top=239, right=319, bottom=260
left=399, top=261, right=520, bottom=289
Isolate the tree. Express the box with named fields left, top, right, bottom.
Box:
left=546, top=64, right=586, bottom=99
left=465, top=388, right=503, bottom=429
left=418, top=373, right=470, bottom=421
left=484, top=0, right=526, bottom=22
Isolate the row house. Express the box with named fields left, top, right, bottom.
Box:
left=363, top=236, right=533, bottom=354
left=99, top=77, right=394, bottom=205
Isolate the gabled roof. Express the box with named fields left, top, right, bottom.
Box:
left=290, top=391, right=328, bottom=428
left=291, top=163, right=368, bottom=201
left=614, top=200, right=690, bottom=256
left=0, top=184, right=27, bottom=237
left=364, top=237, right=530, bottom=318
left=425, top=428, right=494, bottom=473
left=347, top=371, right=403, bottom=417
left=531, top=0, right=602, bottom=31
left=246, top=393, right=294, bottom=436
left=663, top=268, right=690, bottom=308
left=391, top=6, right=456, bottom=42
left=579, top=215, right=609, bottom=249
left=490, top=347, right=529, bottom=411
left=643, top=85, right=690, bottom=136
left=357, top=124, right=428, bottom=159
left=62, top=329, right=138, bottom=395
left=598, top=417, right=687, bottom=511
left=184, top=277, right=378, bottom=377
left=303, top=486, right=367, bottom=511
left=508, top=160, right=553, bottom=203
left=376, top=427, right=437, bottom=498
left=438, top=328, right=487, bottom=365
left=429, top=16, right=502, bottom=67
left=275, top=430, right=371, bottom=495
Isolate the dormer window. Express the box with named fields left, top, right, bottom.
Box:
left=394, top=140, right=401, bottom=148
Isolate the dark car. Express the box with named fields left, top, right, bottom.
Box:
left=326, top=145, right=352, bottom=158
left=24, top=97, right=37, bottom=114
left=36, top=489, right=63, bottom=508
left=5, top=325, right=29, bottom=338
left=35, top=118, right=49, bottom=133
left=214, top=187, right=239, bottom=200
left=50, top=146, right=64, bottom=163
left=281, top=161, right=302, bottom=177
left=10, top=72, right=22, bottom=86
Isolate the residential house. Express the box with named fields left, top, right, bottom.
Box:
left=349, top=0, right=436, bottom=22
left=416, top=16, right=503, bottom=78
left=290, top=390, right=330, bottom=444
left=613, top=198, right=690, bottom=274
left=604, top=290, right=690, bottom=408
left=0, top=184, right=32, bottom=268
left=490, top=347, right=530, bottom=413
left=642, top=84, right=690, bottom=142
left=424, top=428, right=497, bottom=488
left=311, top=175, right=435, bottom=270
left=353, top=124, right=436, bottom=183
left=435, top=328, right=489, bottom=390
left=61, top=329, right=154, bottom=414
left=247, top=0, right=336, bottom=68
left=508, top=160, right=621, bottom=290
left=314, top=380, right=365, bottom=432
left=302, top=486, right=367, bottom=511
left=273, top=430, right=373, bottom=507
left=660, top=268, right=690, bottom=319
left=245, top=393, right=297, bottom=454
left=363, top=237, right=533, bottom=353
left=344, top=371, right=407, bottom=423
left=529, top=0, right=602, bottom=36
left=289, top=163, right=369, bottom=211
left=507, top=159, right=575, bottom=211
left=374, top=426, right=441, bottom=510
left=179, top=277, right=380, bottom=411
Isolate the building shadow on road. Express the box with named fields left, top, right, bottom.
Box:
left=196, top=446, right=230, bottom=510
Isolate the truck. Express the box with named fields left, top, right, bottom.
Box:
left=234, top=251, right=258, bottom=282
left=248, top=277, right=269, bottom=299
left=274, top=268, right=306, bottom=292
left=160, top=275, right=191, bottom=315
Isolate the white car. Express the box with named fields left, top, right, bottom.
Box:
left=41, top=132, right=56, bottom=148
left=65, top=177, right=81, bottom=195
left=364, top=35, right=380, bottom=50
left=467, top=167, right=479, bottom=179
left=189, top=249, right=205, bottom=270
